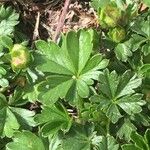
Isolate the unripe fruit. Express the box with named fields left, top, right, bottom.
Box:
left=108, top=27, right=126, bottom=43
left=10, top=44, right=31, bottom=71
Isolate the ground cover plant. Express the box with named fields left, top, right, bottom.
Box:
left=0, top=0, right=150, bottom=149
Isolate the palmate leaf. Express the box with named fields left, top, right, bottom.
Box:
left=115, top=16, right=150, bottom=61
left=131, top=16, right=150, bottom=38
left=122, top=129, right=150, bottom=150
left=6, top=131, right=45, bottom=150
left=37, top=123, right=101, bottom=150
left=0, top=6, right=19, bottom=50
left=93, top=135, right=119, bottom=150
left=0, top=5, right=19, bottom=36
left=35, top=30, right=108, bottom=105
left=47, top=124, right=119, bottom=150
left=0, top=94, right=36, bottom=138
left=61, top=123, right=95, bottom=150
left=117, top=119, right=137, bottom=141
left=115, top=34, right=146, bottom=62
left=90, top=69, right=146, bottom=123
left=34, top=103, right=72, bottom=136
left=60, top=123, right=119, bottom=150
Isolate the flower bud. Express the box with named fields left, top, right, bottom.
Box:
left=108, top=27, right=126, bottom=43
left=10, top=44, right=31, bottom=71
left=99, top=3, right=122, bottom=28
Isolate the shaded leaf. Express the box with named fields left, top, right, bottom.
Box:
left=61, top=123, right=94, bottom=150
left=34, top=103, right=72, bottom=136
left=94, top=135, right=119, bottom=150
left=117, top=119, right=136, bottom=141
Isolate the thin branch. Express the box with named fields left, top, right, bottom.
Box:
left=53, top=0, right=71, bottom=42
left=32, top=11, right=40, bottom=41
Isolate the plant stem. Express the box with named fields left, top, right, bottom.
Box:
left=106, top=119, right=110, bottom=135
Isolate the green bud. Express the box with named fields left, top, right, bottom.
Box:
left=99, top=3, right=122, bottom=28
left=108, top=27, right=126, bottom=43
left=10, top=44, right=31, bottom=71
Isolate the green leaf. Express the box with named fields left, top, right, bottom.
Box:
left=10, top=107, right=36, bottom=130
left=0, top=78, right=9, bottom=87
left=0, top=36, right=13, bottom=49
left=90, top=0, right=110, bottom=10
left=35, top=40, right=74, bottom=75
left=117, top=119, right=136, bottom=141
left=122, top=144, right=141, bottom=150
left=0, top=95, right=19, bottom=138
left=87, top=28, right=100, bottom=52
left=143, top=0, right=150, bottom=7
left=115, top=41, right=132, bottom=62
left=131, top=132, right=148, bottom=150
left=6, top=131, right=45, bottom=150
left=94, top=135, right=119, bottom=150
left=61, top=123, right=94, bottom=150
left=132, top=17, right=150, bottom=38
left=142, top=42, right=150, bottom=56
left=145, top=129, right=150, bottom=147
left=139, top=64, right=150, bottom=77
left=35, top=30, right=108, bottom=104
left=0, top=5, right=19, bottom=36
left=0, top=94, right=35, bottom=137
left=122, top=129, right=150, bottom=150
left=66, top=31, right=79, bottom=71
left=34, top=103, right=72, bottom=136
left=115, top=34, right=146, bottom=62
left=117, top=94, right=144, bottom=115
left=0, top=107, right=19, bottom=138
left=90, top=69, right=145, bottom=123
left=77, top=30, right=93, bottom=74
left=37, top=75, right=73, bottom=105
left=0, top=66, right=6, bottom=75
left=48, top=134, right=62, bottom=150
left=22, top=84, right=39, bottom=102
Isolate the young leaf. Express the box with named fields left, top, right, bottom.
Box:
left=90, top=69, right=145, bottom=123
left=35, top=30, right=108, bottom=105
left=6, top=131, right=45, bottom=150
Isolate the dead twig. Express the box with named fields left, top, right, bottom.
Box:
left=53, top=0, right=71, bottom=42
left=32, top=11, right=40, bottom=47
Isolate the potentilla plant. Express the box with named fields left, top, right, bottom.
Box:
left=0, top=1, right=149, bottom=150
